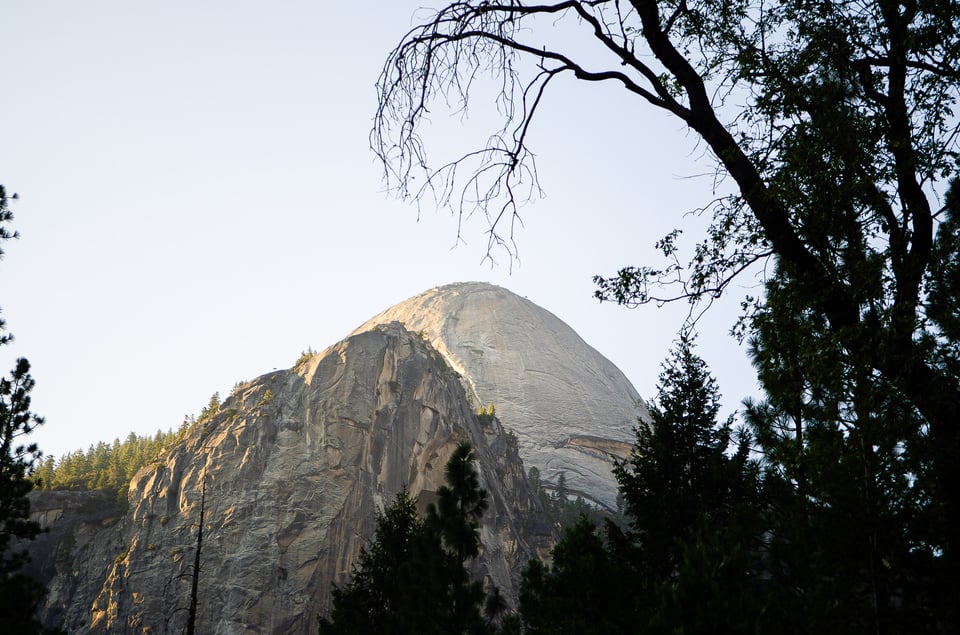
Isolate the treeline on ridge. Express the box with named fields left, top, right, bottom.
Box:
left=32, top=393, right=222, bottom=507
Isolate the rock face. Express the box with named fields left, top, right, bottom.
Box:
left=353, top=282, right=648, bottom=509
left=33, top=323, right=552, bottom=634
left=24, top=490, right=123, bottom=629
left=29, top=283, right=644, bottom=633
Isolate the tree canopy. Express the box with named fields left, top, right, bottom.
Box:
left=427, top=441, right=490, bottom=565
left=33, top=428, right=180, bottom=508
left=33, top=393, right=220, bottom=508
left=375, top=0, right=960, bottom=583
left=518, top=335, right=950, bottom=633
left=520, top=338, right=760, bottom=634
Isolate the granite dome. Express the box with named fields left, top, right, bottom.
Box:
left=353, top=282, right=649, bottom=509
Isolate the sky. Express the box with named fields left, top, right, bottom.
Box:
left=2, top=1, right=760, bottom=459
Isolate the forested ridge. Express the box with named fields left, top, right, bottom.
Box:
left=33, top=429, right=178, bottom=506
left=32, top=393, right=221, bottom=507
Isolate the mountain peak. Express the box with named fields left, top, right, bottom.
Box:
left=353, top=282, right=648, bottom=509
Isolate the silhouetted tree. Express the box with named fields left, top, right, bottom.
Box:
left=321, top=442, right=494, bottom=634
left=615, top=335, right=751, bottom=580
left=0, top=359, right=48, bottom=634
left=427, top=441, right=489, bottom=565
left=742, top=265, right=953, bottom=633
left=320, top=490, right=451, bottom=634
left=425, top=441, right=490, bottom=632
left=521, top=338, right=761, bottom=634
left=0, top=184, right=55, bottom=633
left=520, top=515, right=635, bottom=635
left=186, top=478, right=206, bottom=635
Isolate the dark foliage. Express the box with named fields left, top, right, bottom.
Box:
left=427, top=441, right=490, bottom=566
left=519, top=330, right=955, bottom=632
left=0, top=184, right=58, bottom=633
left=320, top=443, right=497, bottom=635
left=742, top=260, right=954, bottom=633
left=519, top=515, right=635, bottom=635
left=320, top=491, right=454, bottom=634
left=375, top=1, right=960, bottom=614
left=521, top=338, right=762, bottom=634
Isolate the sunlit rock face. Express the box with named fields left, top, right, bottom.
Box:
left=29, top=283, right=644, bottom=633
left=352, top=281, right=649, bottom=510
left=33, top=324, right=552, bottom=634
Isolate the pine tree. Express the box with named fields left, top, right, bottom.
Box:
left=320, top=490, right=455, bottom=635
left=0, top=359, right=49, bottom=633
left=743, top=268, right=953, bottom=633
left=427, top=441, right=489, bottom=566
left=615, top=335, right=748, bottom=579
left=519, top=515, right=635, bottom=635
left=321, top=442, right=493, bottom=634
left=0, top=185, right=54, bottom=633
left=520, top=338, right=760, bottom=634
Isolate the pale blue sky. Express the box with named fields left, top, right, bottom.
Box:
left=2, top=1, right=759, bottom=458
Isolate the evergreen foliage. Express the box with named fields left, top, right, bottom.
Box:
left=614, top=335, right=753, bottom=582
left=519, top=515, right=635, bottom=635
left=197, top=392, right=220, bottom=423
left=520, top=338, right=759, bottom=634
left=742, top=265, right=952, bottom=632
left=518, top=333, right=954, bottom=633
left=321, top=442, right=504, bottom=635
left=529, top=469, right=617, bottom=531
left=477, top=403, right=496, bottom=422
left=33, top=394, right=216, bottom=508
left=32, top=429, right=176, bottom=508
left=427, top=441, right=489, bottom=565
left=376, top=2, right=960, bottom=624
left=0, top=184, right=58, bottom=633
left=0, top=357, right=51, bottom=634
left=294, top=348, right=316, bottom=373
left=320, top=491, right=456, bottom=634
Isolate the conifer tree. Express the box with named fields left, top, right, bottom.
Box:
left=521, top=337, right=759, bottom=634
left=0, top=358, right=48, bottom=633
left=615, top=335, right=749, bottom=579
left=743, top=266, right=953, bottom=633
left=375, top=0, right=960, bottom=576
left=0, top=184, right=54, bottom=633
left=427, top=441, right=489, bottom=565
left=519, top=515, right=635, bottom=635
left=321, top=442, right=493, bottom=634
